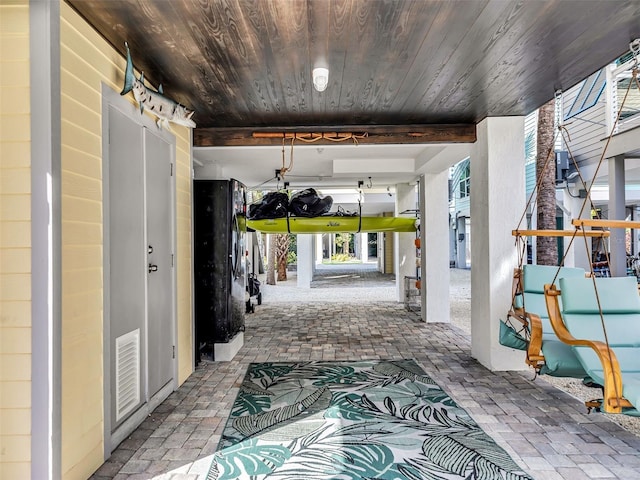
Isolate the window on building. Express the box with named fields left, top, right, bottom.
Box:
left=564, top=68, right=606, bottom=121
left=459, top=164, right=470, bottom=198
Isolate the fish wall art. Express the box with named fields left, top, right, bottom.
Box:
left=120, top=42, right=196, bottom=130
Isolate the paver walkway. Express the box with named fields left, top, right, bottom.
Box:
left=91, top=265, right=640, bottom=480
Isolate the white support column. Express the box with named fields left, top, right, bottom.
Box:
left=561, top=187, right=592, bottom=270
left=609, top=154, right=626, bottom=277
left=396, top=183, right=417, bottom=302
left=634, top=207, right=640, bottom=256
left=471, top=117, right=526, bottom=370
left=420, top=172, right=450, bottom=322
left=315, top=233, right=323, bottom=267
left=559, top=189, right=574, bottom=267
left=31, top=1, right=62, bottom=478
left=312, top=235, right=317, bottom=275
left=297, top=234, right=314, bottom=288
left=360, top=232, right=369, bottom=263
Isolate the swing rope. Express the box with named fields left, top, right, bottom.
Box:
left=551, top=46, right=640, bottom=409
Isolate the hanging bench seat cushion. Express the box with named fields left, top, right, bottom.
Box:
left=572, top=348, right=640, bottom=385
left=538, top=341, right=591, bottom=378
left=560, top=276, right=640, bottom=315
left=559, top=276, right=640, bottom=405
left=521, top=264, right=587, bottom=377
left=622, top=377, right=640, bottom=416
left=523, top=264, right=586, bottom=339
left=523, top=264, right=586, bottom=295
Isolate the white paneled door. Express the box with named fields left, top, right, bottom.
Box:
left=104, top=90, right=176, bottom=455
left=144, top=129, right=174, bottom=399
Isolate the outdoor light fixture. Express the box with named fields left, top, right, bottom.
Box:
left=312, top=67, right=329, bottom=92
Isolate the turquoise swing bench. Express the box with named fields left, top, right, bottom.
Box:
left=505, top=228, right=609, bottom=379
left=545, top=271, right=640, bottom=415
left=515, top=264, right=589, bottom=377
left=504, top=46, right=640, bottom=413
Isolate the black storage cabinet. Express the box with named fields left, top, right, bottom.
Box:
left=193, top=179, right=246, bottom=362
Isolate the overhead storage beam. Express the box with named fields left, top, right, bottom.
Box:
left=194, top=124, right=476, bottom=147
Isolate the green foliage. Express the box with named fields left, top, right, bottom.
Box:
left=330, top=253, right=355, bottom=262
left=288, top=233, right=297, bottom=252
left=334, top=232, right=353, bottom=254
left=287, top=251, right=297, bottom=264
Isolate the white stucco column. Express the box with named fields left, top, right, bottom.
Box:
left=471, top=117, right=526, bottom=370
left=396, top=183, right=418, bottom=302
left=609, top=155, right=626, bottom=277
left=296, top=234, right=314, bottom=288
left=360, top=233, right=368, bottom=262
left=633, top=207, right=640, bottom=256
left=315, top=233, right=323, bottom=266
left=561, top=188, right=592, bottom=270
left=420, top=172, right=450, bottom=322
left=559, top=189, right=573, bottom=267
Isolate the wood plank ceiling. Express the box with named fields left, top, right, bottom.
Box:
left=66, top=0, right=640, bottom=146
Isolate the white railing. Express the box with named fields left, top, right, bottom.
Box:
left=606, top=52, right=640, bottom=135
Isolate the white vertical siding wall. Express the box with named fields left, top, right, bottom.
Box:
left=449, top=158, right=470, bottom=217
left=561, top=86, right=607, bottom=168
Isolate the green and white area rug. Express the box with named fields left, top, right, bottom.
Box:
left=208, top=360, right=532, bottom=479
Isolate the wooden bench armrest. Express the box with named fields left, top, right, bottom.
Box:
left=526, top=313, right=544, bottom=366
left=544, top=283, right=631, bottom=413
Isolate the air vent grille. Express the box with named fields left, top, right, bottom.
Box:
left=115, top=329, right=140, bottom=422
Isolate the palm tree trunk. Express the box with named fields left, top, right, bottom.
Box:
left=275, top=233, right=289, bottom=281
left=536, top=98, right=558, bottom=266
left=266, top=234, right=276, bottom=285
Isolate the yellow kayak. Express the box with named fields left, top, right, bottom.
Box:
left=246, top=216, right=417, bottom=233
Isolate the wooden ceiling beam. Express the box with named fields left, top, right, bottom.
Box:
left=193, top=124, right=476, bottom=147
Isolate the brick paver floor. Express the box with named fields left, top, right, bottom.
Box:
left=91, top=265, right=640, bottom=479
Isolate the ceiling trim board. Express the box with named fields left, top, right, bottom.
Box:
left=193, top=124, right=477, bottom=147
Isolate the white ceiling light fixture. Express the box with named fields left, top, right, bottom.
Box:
left=312, top=67, right=329, bottom=92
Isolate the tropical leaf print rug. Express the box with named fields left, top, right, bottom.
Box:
left=208, top=359, right=532, bottom=479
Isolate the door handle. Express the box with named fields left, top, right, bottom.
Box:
left=148, top=264, right=158, bottom=273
